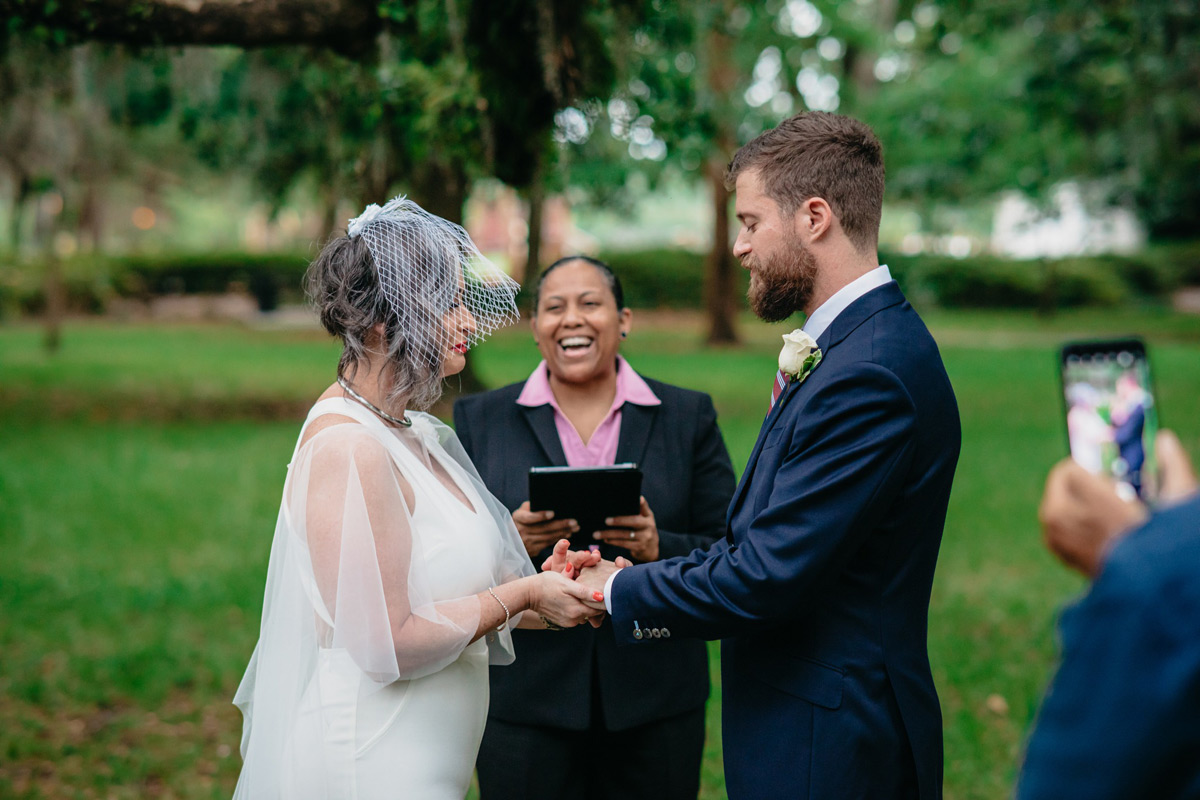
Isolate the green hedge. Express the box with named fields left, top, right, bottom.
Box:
left=601, top=246, right=1196, bottom=311
left=598, top=248, right=750, bottom=309
left=0, top=252, right=310, bottom=319
left=878, top=248, right=1195, bottom=310
left=2, top=242, right=1198, bottom=321
left=117, top=252, right=310, bottom=311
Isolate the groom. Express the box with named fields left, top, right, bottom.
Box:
left=572, top=112, right=960, bottom=799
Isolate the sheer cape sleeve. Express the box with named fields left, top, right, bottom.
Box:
left=232, top=404, right=533, bottom=797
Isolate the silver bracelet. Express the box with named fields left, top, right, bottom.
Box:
left=487, top=587, right=510, bottom=631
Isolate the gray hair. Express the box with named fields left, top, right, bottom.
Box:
left=304, top=232, right=446, bottom=411
left=306, top=197, right=520, bottom=411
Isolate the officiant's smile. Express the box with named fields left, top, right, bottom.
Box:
left=532, top=258, right=632, bottom=394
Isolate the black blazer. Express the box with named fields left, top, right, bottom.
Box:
left=454, top=374, right=736, bottom=731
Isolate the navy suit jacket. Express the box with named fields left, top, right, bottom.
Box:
left=609, top=282, right=961, bottom=799
left=454, top=375, right=735, bottom=731
left=1016, top=493, right=1200, bottom=800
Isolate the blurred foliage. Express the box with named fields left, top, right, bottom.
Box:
left=1, top=0, right=1198, bottom=276
left=1026, top=0, right=1200, bottom=238
left=0, top=252, right=309, bottom=316
left=7, top=243, right=1198, bottom=322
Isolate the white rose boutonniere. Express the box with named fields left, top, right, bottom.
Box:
left=779, top=329, right=823, bottom=385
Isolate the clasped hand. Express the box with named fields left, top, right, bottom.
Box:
left=538, top=540, right=631, bottom=627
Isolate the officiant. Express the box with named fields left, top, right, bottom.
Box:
left=454, top=255, right=735, bottom=800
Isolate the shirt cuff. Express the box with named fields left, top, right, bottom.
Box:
left=603, top=568, right=622, bottom=614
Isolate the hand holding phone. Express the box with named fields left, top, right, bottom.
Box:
left=1059, top=338, right=1159, bottom=502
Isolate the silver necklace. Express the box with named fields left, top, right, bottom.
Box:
left=337, top=377, right=412, bottom=427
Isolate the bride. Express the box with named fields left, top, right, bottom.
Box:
left=232, top=197, right=603, bottom=799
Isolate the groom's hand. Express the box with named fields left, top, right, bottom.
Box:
left=577, top=556, right=632, bottom=602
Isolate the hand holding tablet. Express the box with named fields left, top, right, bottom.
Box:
left=528, top=464, right=643, bottom=550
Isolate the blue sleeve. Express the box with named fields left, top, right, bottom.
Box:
left=1016, top=530, right=1200, bottom=799
left=611, top=362, right=916, bottom=641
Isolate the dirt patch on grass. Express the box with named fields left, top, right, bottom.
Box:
left=0, top=688, right=243, bottom=798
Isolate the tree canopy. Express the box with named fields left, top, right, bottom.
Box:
left=3, top=0, right=1197, bottom=266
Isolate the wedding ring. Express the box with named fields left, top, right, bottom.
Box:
left=629, top=531, right=635, bottom=540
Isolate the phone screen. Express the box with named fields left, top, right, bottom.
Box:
left=1060, top=338, right=1158, bottom=501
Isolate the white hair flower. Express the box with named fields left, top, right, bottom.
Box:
left=347, top=203, right=384, bottom=238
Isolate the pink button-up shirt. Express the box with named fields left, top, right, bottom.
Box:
left=516, top=356, right=661, bottom=466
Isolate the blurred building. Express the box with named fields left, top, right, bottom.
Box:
left=465, top=183, right=597, bottom=281
left=992, top=183, right=1145, bottom=259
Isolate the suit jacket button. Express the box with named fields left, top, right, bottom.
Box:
left=641, top=628, right=652, bottom=640
left=633, top=627, right=643, bottom=640
left=651, top=628, right=662, bottom=638
left=662, top=628, right=671, bottom=638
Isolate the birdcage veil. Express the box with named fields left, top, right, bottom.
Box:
left=346, top=196, right=521, bottom=409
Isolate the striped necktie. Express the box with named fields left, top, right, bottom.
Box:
left=770, top=369, right=790, bottom=410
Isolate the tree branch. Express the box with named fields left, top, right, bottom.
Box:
left=2, top=0, right=382, bottom=54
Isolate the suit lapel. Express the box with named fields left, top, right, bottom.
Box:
left=727, top=376, right=801, bottom=519
left=519, top=404, right=568, bottom=466
left=725, top=281, right=908, bottom=527
left=614, top=403, right=656, bottom=466
left=820, top=280, right=904, bottom=351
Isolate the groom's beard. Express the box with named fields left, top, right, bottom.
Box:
left=745, top=234, right=817, bottom=323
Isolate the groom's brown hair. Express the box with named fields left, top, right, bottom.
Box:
left=726, top=111, right=884, bottom=253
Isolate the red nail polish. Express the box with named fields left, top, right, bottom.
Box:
left=592, top=591, right=604, bottom=602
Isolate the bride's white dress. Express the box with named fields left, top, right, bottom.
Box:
left=233, top=397, right=534, bottom=799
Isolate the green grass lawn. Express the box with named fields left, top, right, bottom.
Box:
left=2, top=309, right=1199, bottom=799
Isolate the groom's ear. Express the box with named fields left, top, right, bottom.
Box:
left=796, top=197, right=834, bottom=244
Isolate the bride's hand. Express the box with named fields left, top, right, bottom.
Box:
left=527, top=571, right=606, bottom=629
left=541, top=539, right=602, bottom=578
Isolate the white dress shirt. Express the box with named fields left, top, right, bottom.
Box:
left=602, top=264, right=894, bottom=611
left=800, top=264, right=892, bottom=341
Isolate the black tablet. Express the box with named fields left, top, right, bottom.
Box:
left=528, top=463, right=643, bottom=548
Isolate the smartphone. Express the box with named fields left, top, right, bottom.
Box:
left=1059, top=338, right=1158, bottom=502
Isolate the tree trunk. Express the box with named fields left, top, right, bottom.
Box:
left=520, top=153, right=547, bottom=288
left=36, top=193, right=65, bottom=354
left=701, top=4, right=739, bottom=345
left=411, top=160, right=468, bottom=225
left=704, top=157, right=738, bottom=345
left=78, top=181, right=103, bottom=252
left=43, top=253, right=65, bottom=353
left=841, top=0, right=896, bottom=110
left=320, top=190, right=340, bottom=243
left=2, top=0, right=379, bottom=53
left=8, top=175, right=31, bottom=255
left=1037, top=257, right=1058, bottom=319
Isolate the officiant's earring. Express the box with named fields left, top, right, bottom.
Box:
left=620, top=332, right=627, bottom=339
